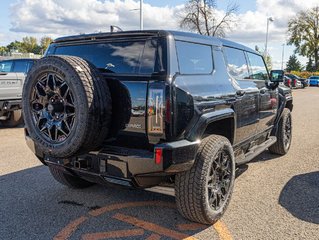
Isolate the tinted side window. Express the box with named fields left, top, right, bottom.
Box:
left=176, top=41, right=213, bottom=74
left=0, top=61, right=13, bottom=72
left=224, top=47, right=249, bottom=79
left=13, top=60, right=28, bottom=73
left=54, top=40, right=161, bottom=75
left=246, top=52, right=269, bottom=80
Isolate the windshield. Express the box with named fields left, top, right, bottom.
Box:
left=50, top=38, right=166, bottom=75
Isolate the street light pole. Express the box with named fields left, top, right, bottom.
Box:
left=281, top=44, right=285, bottom=70
left=140, top=0, right=143, bottom=30
left=265, top=17, right=274, bottom=55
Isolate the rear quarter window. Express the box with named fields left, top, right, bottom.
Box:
left=175, top=41, right=213, bottom=75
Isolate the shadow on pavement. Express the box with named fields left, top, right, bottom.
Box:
left=250, top=151, right=279, bottom=163
left=0, top=166, right=220, bottom=240
left=235, top=150, right=280, bottom=178
left=279, top=171, right=319, bottom=224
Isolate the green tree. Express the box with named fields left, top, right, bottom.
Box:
left=21, top=36, right=41, bottom=54
left=0, top=46, right=8, bottom=55
left=306, top=57, right=315, bottom=72
left=6, top=41, right=23, bottom=52
left=40, top=36, right=53, bottom=54
left=179, top=0, right=238, bottom=37
left=286, top=54, right=302, bottom=72
left=255, top=45, right=272, bottom=70
left=288, top=6, right=319, bottom=71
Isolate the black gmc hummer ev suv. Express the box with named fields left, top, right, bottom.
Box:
left=23, top=30, right=293, bottom=224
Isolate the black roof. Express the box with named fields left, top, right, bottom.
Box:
left=53, top=30, right=258, bottom=55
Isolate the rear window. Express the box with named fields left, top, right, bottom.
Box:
left=0, top=61, right=13, bottom=72
left=52, top=39, right=165, bottom=75
left=13, top=60, right=34, bottom=73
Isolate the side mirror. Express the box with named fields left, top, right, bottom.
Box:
left=270, top=70, right=284, bottom=82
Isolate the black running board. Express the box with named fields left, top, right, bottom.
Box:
left=236, top=136, right=277, bottom=165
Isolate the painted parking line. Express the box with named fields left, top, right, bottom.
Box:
left=146, top=234, right=162, bottom=240
left=54, top=201, right=233, bottom=240
left=54, top=216, right=88, bottom=240
left=82, top=229, right=145, bottom=240
left=213, top=221, right=233, bottom=240
left=113, top=213, right=194, bottom=240
left=177, top=223, right=205, bottom=231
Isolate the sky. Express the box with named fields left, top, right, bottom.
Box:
left=0, top=0, right=318, bottom=69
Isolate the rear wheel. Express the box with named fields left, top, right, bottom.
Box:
left=49, top=166, right=94, bottom=188
left=1, top=110, right=23, bottom=128
left=175, top=135, right=235, bottom=224
left=269, top=108, right=292, bottom=155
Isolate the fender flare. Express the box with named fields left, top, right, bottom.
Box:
left=186, top=108, right=236, bottom=143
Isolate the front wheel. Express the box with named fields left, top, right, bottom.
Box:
left=175, top=135, right=235, bottom=224
left=269, top=108, right=292, bottom=155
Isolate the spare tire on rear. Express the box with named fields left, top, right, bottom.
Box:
left=22, top=55, right=112, bottom=158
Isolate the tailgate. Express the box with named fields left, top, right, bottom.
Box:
left=0, top=72, right=24, bottom=100
left=106, top=78, right=167, bottom=149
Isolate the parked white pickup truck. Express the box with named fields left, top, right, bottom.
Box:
left=0, top=58, right=37, bottom=127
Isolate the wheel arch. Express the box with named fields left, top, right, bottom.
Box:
left=285, top=99, right=293, bottom=111
left=187, top=108, right=236, bottom=144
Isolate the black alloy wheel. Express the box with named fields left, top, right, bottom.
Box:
left=269, top=108, right=292, bottom=155
left=283, top=113, right=292, bottom=150
left=207, top=149, right=232, bottom=211
left=31, top=73, right=75, bottom=143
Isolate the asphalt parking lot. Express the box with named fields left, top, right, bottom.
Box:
left=0, top=87, right=318, bottom=240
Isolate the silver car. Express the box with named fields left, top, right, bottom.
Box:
left=0, top=58, right=36, bottom=127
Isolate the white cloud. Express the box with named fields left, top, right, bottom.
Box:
left=8, top=0, right=318, bottom=67
left=10, top=0, right=318, bottom=45
left=10, top=0, right=181, bottom=36
left=228, top=0, right=319, bottom=44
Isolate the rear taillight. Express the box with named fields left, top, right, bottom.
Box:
left=154, top=148, right=163, bottom=165
left=147, top=88, right=164, bottom=134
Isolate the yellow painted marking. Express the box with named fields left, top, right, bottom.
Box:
left=81, top=228, right=144, bottom=240
left=53, top=201, right=233, bottom=240
left=213, top=220, right=233, bottom=240
left=113, top=213, right=193, bottom=240
left=54, top=216, right=88, bottom=240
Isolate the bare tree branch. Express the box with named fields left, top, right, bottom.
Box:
left=179, top=0, right=239, bottom=37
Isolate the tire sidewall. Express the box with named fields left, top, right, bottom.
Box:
left=280, top=109, right=292, bottom=153
left=23, top=57, right=89, bottom=157
left=201, top=137, right=235, bottom=222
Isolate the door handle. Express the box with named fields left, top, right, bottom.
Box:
left=236, top=90, right=246, bottom=97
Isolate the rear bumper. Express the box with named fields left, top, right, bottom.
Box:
left=25, top=132, right=200, bottom=187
